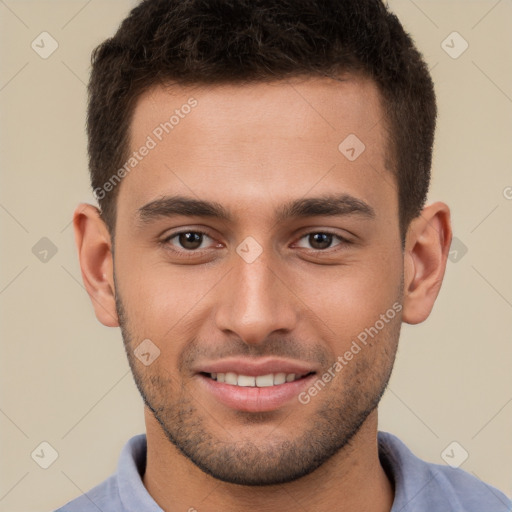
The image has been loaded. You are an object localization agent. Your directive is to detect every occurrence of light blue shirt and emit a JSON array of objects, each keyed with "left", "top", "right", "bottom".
[{"left": 55, "top": 431, "right": 512, "bottom": 511}]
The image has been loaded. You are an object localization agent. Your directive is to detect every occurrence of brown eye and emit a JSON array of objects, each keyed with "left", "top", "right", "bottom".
[
  {"left": 309, "top": 233, "right": 334, "bottom": 250},
  {"left": 296, "top": 232, "right": 347, "bottom": 251},
  {"left": 164, "top": 231, "right": 212, "bottom": 251},
  {"left": 178, "top": 232, "right": 203, "bottom": 250}
]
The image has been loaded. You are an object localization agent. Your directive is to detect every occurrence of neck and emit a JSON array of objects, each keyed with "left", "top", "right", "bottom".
[{"left": 142, "top": 408, "right": 394, "bottom": 512}]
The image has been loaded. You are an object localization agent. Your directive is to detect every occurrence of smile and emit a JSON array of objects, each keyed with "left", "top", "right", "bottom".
[{"left": 198, "top": 371, "right": 317, "bottom": 412}]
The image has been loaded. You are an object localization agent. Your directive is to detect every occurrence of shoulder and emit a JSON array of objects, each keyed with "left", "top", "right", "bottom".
[
  {"left": 378, "top": 431, "right": 512, "bottom": 512},
  {"left": 53, "top": 434, "right": 156, "bottom": 512},
  {"left": 53, "top": 474, "right": 121, "bottom": 512}
]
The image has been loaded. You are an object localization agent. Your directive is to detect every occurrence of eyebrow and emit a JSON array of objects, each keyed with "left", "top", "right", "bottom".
[{"left": 136, "top": 193, "right": 376, "bottom": 224}]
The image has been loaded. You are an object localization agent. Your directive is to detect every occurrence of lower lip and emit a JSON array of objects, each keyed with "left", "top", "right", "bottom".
[{"left": 197, "top": 373, "right": 316, "bottom": 412}]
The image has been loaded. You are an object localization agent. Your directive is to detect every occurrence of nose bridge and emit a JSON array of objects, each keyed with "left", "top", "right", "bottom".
[{"left": 214, "top": 245, "right": 297, "bottom": 344}]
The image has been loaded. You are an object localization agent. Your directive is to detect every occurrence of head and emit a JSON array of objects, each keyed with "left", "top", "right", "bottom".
[{"left": 75, "top": 0, "right": 451, "bottom": 486}]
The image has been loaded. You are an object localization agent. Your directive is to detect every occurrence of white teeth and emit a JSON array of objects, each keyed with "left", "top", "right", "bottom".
[
  {"left": 210, "top": 372, "right": 305, "bottom": 387},
  {"left": 225, "top": 372, "right": 237, "bottom": 385},
  {"left": 274, "top": 373, "right": 286, "bottom": 385},
  {"left": 255, "top": 374, "right": 274, "bottom": 387},
  {"left": 237, "top": 375, "right": 256, "bottom": 387}
]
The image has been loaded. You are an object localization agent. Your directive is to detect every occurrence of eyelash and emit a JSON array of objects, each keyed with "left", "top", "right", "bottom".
[{"left": 160, "top": 229, "right": 352, "bottom": 256}]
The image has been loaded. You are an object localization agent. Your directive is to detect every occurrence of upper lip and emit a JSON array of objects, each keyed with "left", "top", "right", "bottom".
[{"left": 195, "top": 357, "right": 318, "bottom": 377}]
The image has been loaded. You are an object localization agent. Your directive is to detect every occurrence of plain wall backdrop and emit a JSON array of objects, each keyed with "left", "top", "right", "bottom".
[{"left": 0, "top": 1, "right": 511, "bottom": 511}]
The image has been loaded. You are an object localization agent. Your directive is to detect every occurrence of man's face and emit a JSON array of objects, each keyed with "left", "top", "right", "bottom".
[{"left": 113, "top": 75, "right": 404, "bottom": 485}]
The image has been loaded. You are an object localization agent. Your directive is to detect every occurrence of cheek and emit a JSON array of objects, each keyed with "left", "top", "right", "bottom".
[
  {"left": 116, "top": 258, "right": 216, "bottom": 345},
  {"left": 292, "top": 251, "right": 402, "bottom": 344}
]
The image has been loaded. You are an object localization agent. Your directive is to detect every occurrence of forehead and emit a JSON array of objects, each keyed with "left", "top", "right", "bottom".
[{"left": 119, "top": 75, "right": 395, "bottom": 224}]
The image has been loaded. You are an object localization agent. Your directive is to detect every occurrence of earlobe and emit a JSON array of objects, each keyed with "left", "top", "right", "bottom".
[
  {"left": 402, "top": 202, "right": 452, "bottom": 325},
  {"left": 73, "top": 203, "right": 119, "bottom": 327}
]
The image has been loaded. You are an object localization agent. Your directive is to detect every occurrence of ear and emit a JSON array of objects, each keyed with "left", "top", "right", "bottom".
[
  {"left": 402, "top": 201, "right": 452, "bottom": 325},
  {"left": 73, "top": 203, "right": 119, "bottom": 327}
]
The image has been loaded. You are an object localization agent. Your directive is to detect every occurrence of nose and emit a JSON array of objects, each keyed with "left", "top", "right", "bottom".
[{"left": 214, "top": 247, "right": 299, "bottom": 346}]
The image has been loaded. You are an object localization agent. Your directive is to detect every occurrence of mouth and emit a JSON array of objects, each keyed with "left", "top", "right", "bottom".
[{"left": 195, "top": 359, "right": 318, "bottom": 412}]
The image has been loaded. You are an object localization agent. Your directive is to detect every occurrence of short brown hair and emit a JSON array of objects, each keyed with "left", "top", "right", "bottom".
[{"left": 87, "top": 0, "right": 436, "bottom": 244}]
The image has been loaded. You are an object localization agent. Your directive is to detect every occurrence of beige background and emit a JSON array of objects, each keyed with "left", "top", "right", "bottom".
[{"left": 0, "top": 1, "right": 511, "bottom": 511}]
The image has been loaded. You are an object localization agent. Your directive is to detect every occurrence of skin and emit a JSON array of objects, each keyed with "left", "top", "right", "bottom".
[{"left": 74, "top": 74, "right": 452, "bottom": 512}]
